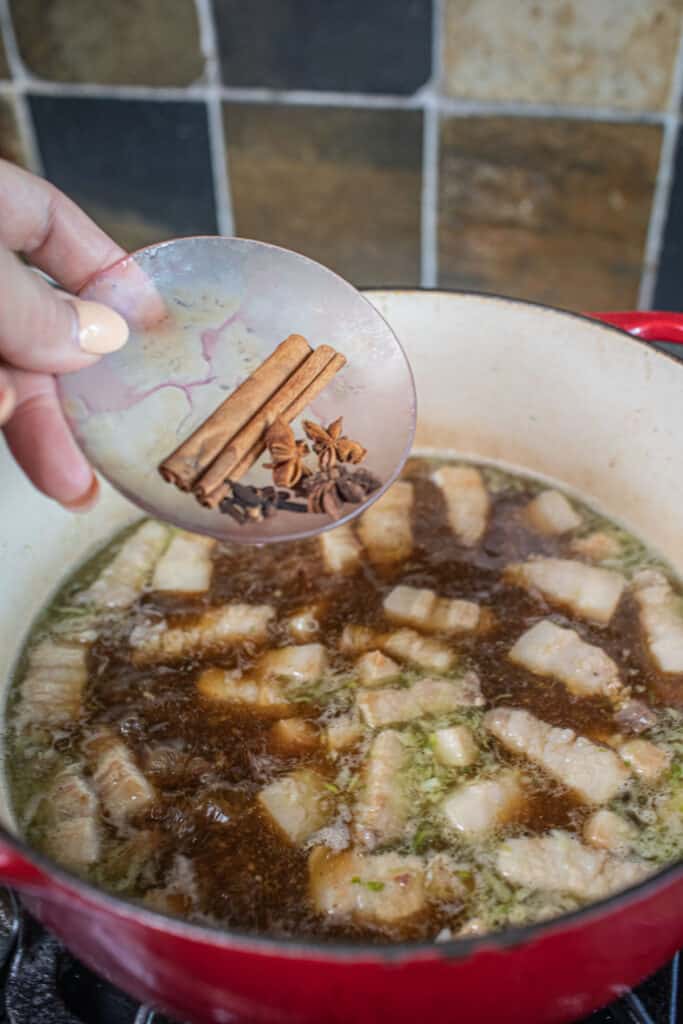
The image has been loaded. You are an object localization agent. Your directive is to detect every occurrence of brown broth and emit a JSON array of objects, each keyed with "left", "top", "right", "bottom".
[{"left": 6, "top": 457, "right": 683, "bottom": 942}]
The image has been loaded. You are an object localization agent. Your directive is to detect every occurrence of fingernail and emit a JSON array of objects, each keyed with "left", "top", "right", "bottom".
[
  {"left": 71, "top": 298, "right": 129, "bottom": 355},
  {"left": 62, "top": 475, "right": 100, "bottom": 513},
  {"left": 0, "top": 383, "right": 15, "bottom": 425}
]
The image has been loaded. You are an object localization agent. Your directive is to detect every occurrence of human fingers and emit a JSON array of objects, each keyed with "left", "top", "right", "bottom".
[{"left": 2, "top": 366, "right": 99, "bottom": 509}]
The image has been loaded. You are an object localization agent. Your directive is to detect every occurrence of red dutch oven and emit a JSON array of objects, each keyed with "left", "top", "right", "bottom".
[{"left": 1, "top": 291, "right": 683, "bottom": 1023}]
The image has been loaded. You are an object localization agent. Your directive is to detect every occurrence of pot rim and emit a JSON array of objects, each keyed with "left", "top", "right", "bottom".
[{"left": 5, "top": 285, "right": 683, "bottom": 964}]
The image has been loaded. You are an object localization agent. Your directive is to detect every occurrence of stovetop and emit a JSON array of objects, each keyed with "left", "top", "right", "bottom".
[{"left": 0, "top": 889, "right": 678, "bottom": 1024}]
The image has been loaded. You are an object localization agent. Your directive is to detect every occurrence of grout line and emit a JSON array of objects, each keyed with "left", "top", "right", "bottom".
[
  {"left": 0, "top": 0, "right": 42, "bottom": 173},
  {"left": 194, "top": 0, "right": 234, "bottom": 236},
  {"left": 0, "top": 71, "right": 670, "bottom": 124},
  {"left": 637, "top": 19, "right": 683, "bottom": 309},
  {"left": 419, "top": 0, "right": 443, "bottom": 288}
]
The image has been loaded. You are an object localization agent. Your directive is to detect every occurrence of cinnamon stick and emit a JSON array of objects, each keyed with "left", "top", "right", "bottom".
[
  {"left": 194, "top": 345, "right": 346, "bottom": 507},
  {"left": 206, "top": 350, "right": 348, "bottom": 506},
  {"left": 158, "top": 333, "right": 312, "bottom": 490}
]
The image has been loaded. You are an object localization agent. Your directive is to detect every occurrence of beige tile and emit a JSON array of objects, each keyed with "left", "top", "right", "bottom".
[
  {"left": 10, "top": 0, "right": 204, "bottom": 86},
  {"left": 0, "top": 95, "right": 27, "bottom": 166},
  {"left": 442, "top": 0, "right": 683, "bottom": 111},
  {"left": 224, "top": 103, "right": 422, "bottom": 287},
  {"left": 438, "top": 116, "right": 661, "bottom": 310}
]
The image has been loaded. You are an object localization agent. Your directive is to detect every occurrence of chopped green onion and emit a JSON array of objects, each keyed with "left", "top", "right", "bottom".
[{"left": 351, "top": 876, "right": 385, "bottom": 892}]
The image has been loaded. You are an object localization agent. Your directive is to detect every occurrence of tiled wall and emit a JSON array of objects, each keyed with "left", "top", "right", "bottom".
[{"left": 1, "top": 0, "right": 683, "bottom": 311}]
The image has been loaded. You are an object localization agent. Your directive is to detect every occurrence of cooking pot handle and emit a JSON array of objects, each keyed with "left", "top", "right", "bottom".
[
  {"left": 0, "top": 840, "right": 49, "bottom": 890},
  {"left": 587, "top": 311, "right": 683, "bottom": 344}
]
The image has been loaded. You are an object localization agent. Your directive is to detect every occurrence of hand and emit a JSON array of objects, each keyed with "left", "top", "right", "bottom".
[{"left": 0, "top": 159, "right": 129, "bottom": 511}]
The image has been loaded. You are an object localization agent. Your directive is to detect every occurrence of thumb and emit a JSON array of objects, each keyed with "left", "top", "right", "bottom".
[{"left": 0, "top": 245, "right": 128, "bottom": 375}]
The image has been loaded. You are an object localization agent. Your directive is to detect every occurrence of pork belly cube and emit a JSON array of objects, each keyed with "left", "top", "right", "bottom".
[
  {"left": 27, "top": 639, "right": 89, "bottom": 671},
  {"left": 432, "top": 724, "right": 478, "bottom": 767},
  {"left": 383, "top": 585, "right": 480, "bottom": 635},
  {"left": 506, "top": 558, "right": 625, "bottom": 626},
  {"left": 339, "top": 624, "right": 380, "bottom": 655},
  {"left": 383, "top": 585, "right": 437, "bottom": 629},
  {"left": 424, "top": 853, "right": 469, "bottom": 904},
  {"left": 441, "top": 770, "right": 524, "bottom": 835},
  {"left": 49, "top": 817, "right": 101, "bottom": 872},
  {"left": 497, "top": 831, "right": 650, "bottom": 900},
  {"left": 458, "top": 917, "right": 488, "bottom": 937},
  {"left": 357, "top": 481, "right": 414, "bottom": 565},
  {"left": 383, "top": 628, "right": 454, "bottom": 672},
  {"left": 619, "top": 738, "right": 671, "bottom": 782},
  {"left": 508, "top": 619, "right": 622, "bottom": 700},
  {"left": 285, "top": 604, "right": 322, "bottom": 642},
  {"left": 79, "top": 520, "right": 169, "bottom": 608},
  {"left": 258, "top": 769, "right": 331, "bottom": 844},
  {"left": 571, "top": 531, "right": 621, "bottom": 563},
  {"left": 196, "top": 668, "right": 294, "bottom": 715},
  {"left": 432, "top": 466, "right": 490, "bottom": 546},
  {"left": 325, "top": 710, "right": 363, "bottom": 752},
  {"left": 269, "top": 717, "right": 319, "bottom": 754},
  {"left": 51, "top": 767, "right": 98, "bottom": 821},
  {"left": 143, "top": 854, "right": 198, "bottom": 918},
  {"left": 16, "top": 640, "right": 88, "bottom": 731},
  {"left": 47, "top": 767, "right": 100, "bottom": 870},
  {"left": 320, "top": 524, "right": 362, "bottom": 574},
  {"left": 91, "top": 736, "right": 155, "bottom": 827},
  {"left": 151, "top": 531, "right": 215, "bottom": 592},
  {"left": 485, "top": 707, "right": 630, "bottom": 804},
  {"left": 613, "top": 700, "right": 658, "bottom": 735},
  {"left": 432, "top": 597, "right": 481, "bottom": 634},
  {"left": 525, "top": 490, "right": 581, "bottom": 536},
  {"left": 130, "top": 603, "right": 275, "bottom": 663},
  {"left": 583, "top": 809, "right": 636, "bottom": 854},
  {"left": 357, "top": 673, "right": 483, "bottom": 729},
  {"left": 309, "top": 847, "right": 425, "bottom": 926},
  {"left": 633, "top": 570, "right": 683, "bottom": 674},
  {"left": 354, "top": 730, "right": 409, "bottom": 848},
  {"left": 356, "top": 650, "right": 401, "bottom": 687},
  {"left": 259, "top": 643, "right": 328, "bottom": 684}
]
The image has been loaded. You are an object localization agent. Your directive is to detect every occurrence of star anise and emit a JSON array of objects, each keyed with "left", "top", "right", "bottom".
[
  {"left": 303, "top": 417, "right": 367, "bottom": 472},
  {"left": 263, "top": 418, "right": 311, "bottom": 488},
  {"left": 296, "top": 465, "right": 381, "bottom": 520}
]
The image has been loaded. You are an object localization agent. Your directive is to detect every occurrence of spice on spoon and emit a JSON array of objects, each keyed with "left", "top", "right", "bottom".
[
  {"left": 193, "top": 344, "right": 346, "bottom": 508},
  {"left": 263, "top": 419, "right": 311, "bottom": 488},
  {"left": 159, "top": 333, "right": 312, "bottom": 491},
  {"left": 302, "top": 418, "right": 367, "bottom": 470},
  {"left": 159, "top": 333, "right": 379, "bottom": 526}
]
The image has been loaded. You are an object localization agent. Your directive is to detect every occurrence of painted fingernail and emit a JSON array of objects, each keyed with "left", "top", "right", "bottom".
[
  {"left": 62, "top": 475, "right": 100, "bottom": 513},
  {"left": 0, "top": 382, "right": 15, "bottom": 425},
  {"left": 71, "top": 298, "right": 129, "bottom": 355}
]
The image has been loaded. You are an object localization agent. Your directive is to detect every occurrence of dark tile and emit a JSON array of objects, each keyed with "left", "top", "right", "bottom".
[
  {"left": 0, "top": 95, "right": 27, "bottom": 166},
  {"left": 438, "top": 116, "right": 661, "bottom": 311},
  {"left": 11, "top": 0, "right": 204, "bottom": 86},
  {"left": 29, "top": 96, "right": 217, "bottom": 251},
  {"left": 213, "top": 0, "right": 432, "bottom": 94},
  {"left": 0, "top": 33, "right": 9, "bottom": 79},
  {"left": 224, "top": 103, "right": 422, "bottom": 286},
  {"left": 443, "top": 0, "right": 682, "bottom": 112},
  {"left": 654, "top": 127, "right": 683, "bottom": 311}
]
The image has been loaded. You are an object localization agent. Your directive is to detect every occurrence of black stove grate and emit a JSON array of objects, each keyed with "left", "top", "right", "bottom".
[{"left": 0, "top": 889, "right": 678, "bottom": 1024}]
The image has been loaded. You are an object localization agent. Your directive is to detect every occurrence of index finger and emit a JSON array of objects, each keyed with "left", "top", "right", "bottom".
[{"left": 0, "top": 158, "right": 125, "bottom": 292}]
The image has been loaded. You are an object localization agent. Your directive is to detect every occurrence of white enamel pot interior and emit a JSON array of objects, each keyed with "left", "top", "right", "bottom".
[{"left": 1, "top": 287, "right": 683, "bottom": 827}]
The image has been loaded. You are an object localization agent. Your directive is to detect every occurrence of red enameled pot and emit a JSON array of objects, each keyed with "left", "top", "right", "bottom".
[{"left": 1, "top": 291, "right": 683, "bottom": 1024}]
